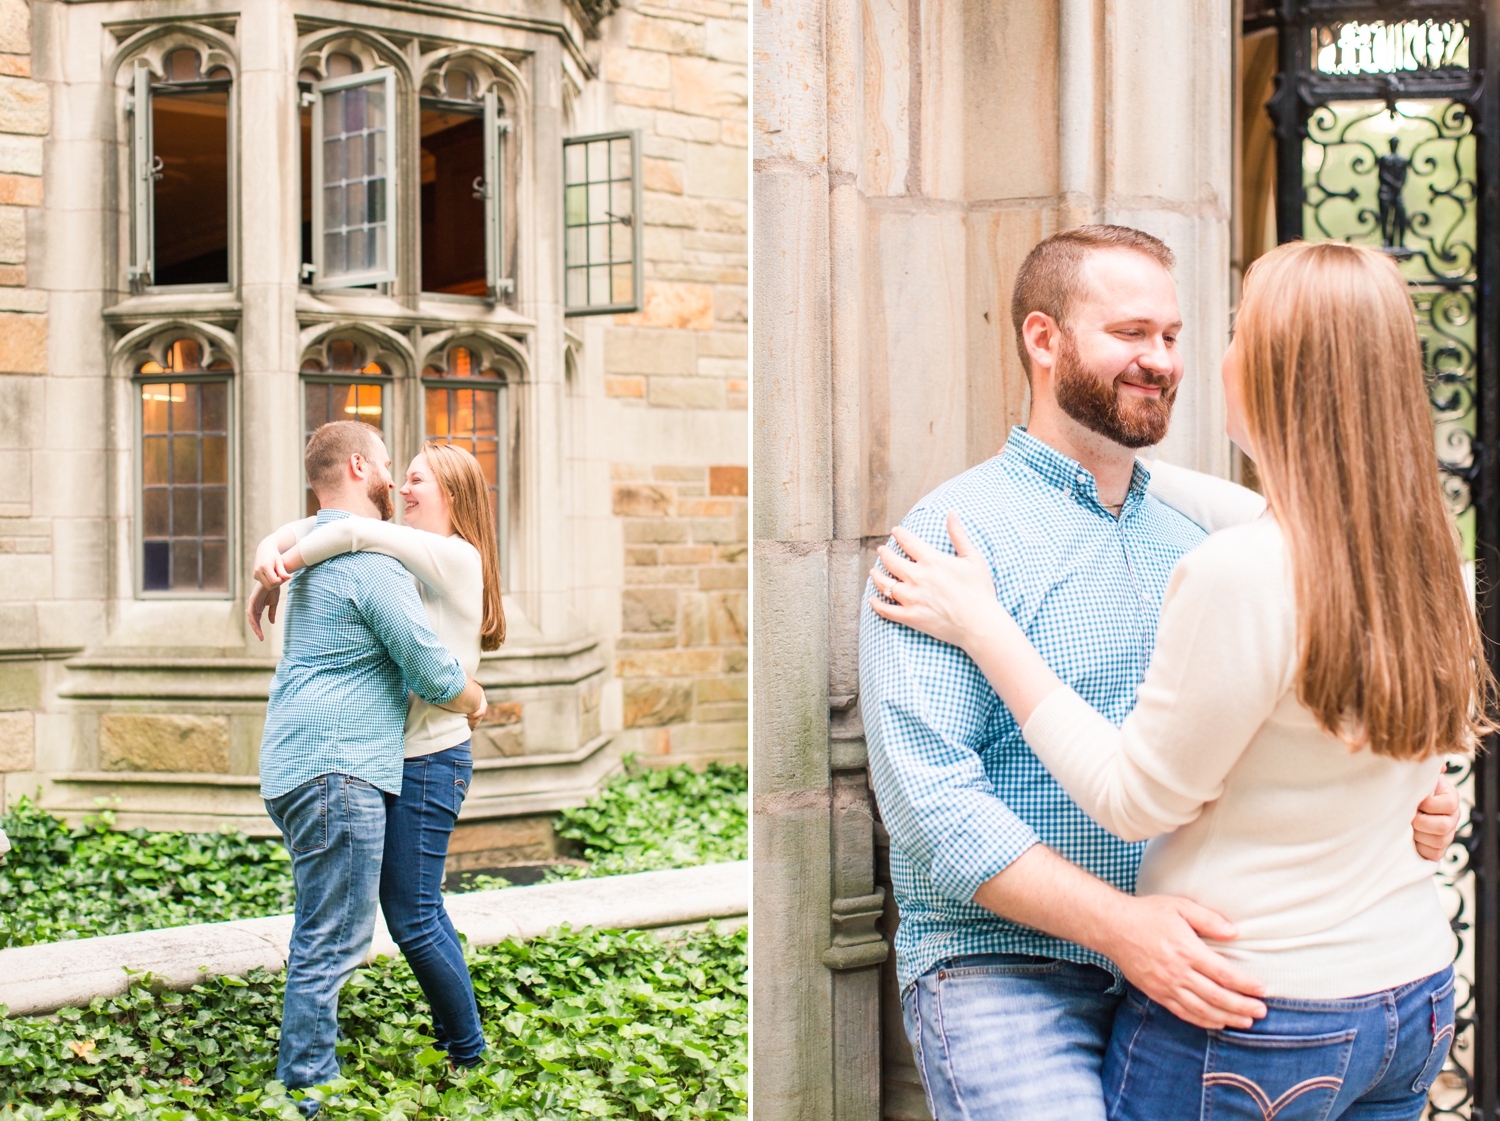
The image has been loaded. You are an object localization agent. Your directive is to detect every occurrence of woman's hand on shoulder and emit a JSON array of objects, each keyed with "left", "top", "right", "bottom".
[{"left": 868, "top": 512, "right": 1001, "bottom": 652}]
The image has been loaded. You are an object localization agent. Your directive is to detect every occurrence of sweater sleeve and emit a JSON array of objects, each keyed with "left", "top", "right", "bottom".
[
  {"left": 278, "top": 516, "right": 318, "bottom": 542},
  {"left": 1145, "top": 459, "right": 1267, "bottom": 534},
  {"left": 1020, "top": 529, "right": 1294, "bottom": 841},
  {"left": 297, "top": 518, "right": 477, "bottom": 597}
]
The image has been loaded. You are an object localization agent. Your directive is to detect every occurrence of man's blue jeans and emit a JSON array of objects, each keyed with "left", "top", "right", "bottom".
[
  {"left": 264, "top": 773, "right": 386, "bottom": 1103},
  {"left": 1104, "top": 966, "right": 1455, "bottom": 1121},
  {"left": 902, "top": 953, "right": 1123, "bottom": 1120},
  {"left": 380, "top": 743, "right": 484, "bottom": 1065}
]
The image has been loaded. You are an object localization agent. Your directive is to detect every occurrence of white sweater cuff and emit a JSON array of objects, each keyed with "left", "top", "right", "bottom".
[{"left": 1022, "top": 684, "right": 1095, "bottom": 752}]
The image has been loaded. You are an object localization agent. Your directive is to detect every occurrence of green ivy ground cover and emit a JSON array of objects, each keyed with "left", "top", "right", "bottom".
[
  {"left": 0, "top": 923, "right": 747, "bottom": 1120},
  {"left": 0, "top": 763, "right": 748, "bottom": 950}
]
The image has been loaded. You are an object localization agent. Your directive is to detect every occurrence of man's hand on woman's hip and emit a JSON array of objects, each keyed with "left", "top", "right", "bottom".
[{"left": 1413, "top": 774, "right": 1461, "bottom": 862}]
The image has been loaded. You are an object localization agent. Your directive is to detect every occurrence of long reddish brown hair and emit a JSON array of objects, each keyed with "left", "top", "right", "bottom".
[
  {"left": 1236, "top": 240, "right": 1494, "bottom": 759},
  {"left": 420, "top": 440, "right": 505, "bottom": 650}
]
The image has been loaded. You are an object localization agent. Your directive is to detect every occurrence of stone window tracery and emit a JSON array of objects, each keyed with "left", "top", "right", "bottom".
[{"left": 123, "top": 33, "right": 236, "bottom": 289}]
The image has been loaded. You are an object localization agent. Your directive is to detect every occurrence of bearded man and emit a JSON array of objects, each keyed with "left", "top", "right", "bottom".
[
  {"left": 255, "top": 420, "right": 487, "bottom": 1115},
  {"left": 857, "top": 226, "right": 1461, "bottom": 1120}
]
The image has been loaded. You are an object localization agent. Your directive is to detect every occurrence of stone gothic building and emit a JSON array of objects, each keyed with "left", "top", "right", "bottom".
[{"left": 0, "top": 0, "right": 747, "bottom": 869}]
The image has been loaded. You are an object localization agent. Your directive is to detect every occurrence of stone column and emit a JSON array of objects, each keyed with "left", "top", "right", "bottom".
[
  {"left": 236, "top": 1, "right": 302, "bottom": 655},
  {"left": 752, "top": 0, "right": 835, "bottom": 1110}
]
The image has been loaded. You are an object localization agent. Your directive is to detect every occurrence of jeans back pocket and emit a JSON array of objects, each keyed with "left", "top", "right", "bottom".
[
  {"left": 1204, "top": 1028, "right": 1356, "bottom": 1121},
  {"left": 1413, "top": 971, "right": 1457, "bottom": 1094}
]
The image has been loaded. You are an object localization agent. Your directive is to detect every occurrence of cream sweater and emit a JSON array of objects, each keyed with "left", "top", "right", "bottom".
[
  {"left": 1024, "top": 467, "right": 1453, "bottom": 998},
  {"left": 290, "top": 516, "right": 483, "bottom": 759}
]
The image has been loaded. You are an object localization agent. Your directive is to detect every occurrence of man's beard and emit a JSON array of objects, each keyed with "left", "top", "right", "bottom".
[
  {"left": 367, "top": 474, "right": 394, "bottom": 520},
  {"left": 1053, "top": 333, "right": 1177, "bottom": 449}
]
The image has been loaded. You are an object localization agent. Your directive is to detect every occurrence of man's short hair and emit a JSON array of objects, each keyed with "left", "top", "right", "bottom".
[
  {"left": 305, "top": 421, "right": 382, "bottom": 495},
  {"left": 1010, "top": 225, "right": 1175, "bottom": 381}
]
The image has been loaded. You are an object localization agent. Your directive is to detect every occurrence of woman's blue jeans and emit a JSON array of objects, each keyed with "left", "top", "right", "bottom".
[
  {"left": 1104, "top": 966, "right": 1456, "bottom": 1121},
  {"left": 380, "top": 743, "right": 485, "bottom": 1065}
]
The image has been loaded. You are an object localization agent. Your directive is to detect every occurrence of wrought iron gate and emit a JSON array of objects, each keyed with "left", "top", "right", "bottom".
[{"left": 1265, "top": 3, "right": 1500, "bottom": 1115}]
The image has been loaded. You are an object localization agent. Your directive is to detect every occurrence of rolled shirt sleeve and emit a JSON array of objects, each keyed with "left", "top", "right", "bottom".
[
  {"left": 353, "top": 573, "right": 467, "bottom": 706},
  {"left": 860, "top": 506, "right": 1040, "bottom": 906}
]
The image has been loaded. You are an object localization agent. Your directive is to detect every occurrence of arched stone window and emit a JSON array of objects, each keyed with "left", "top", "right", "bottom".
[
  {"left": 417, "top": 52, "right": 516, "bottom": 299},
  {"left": 120, "top": 30, "right": 237, "bottom": 289},
  {"left": 300, "top": 335, "right": 395, "bottom": 515},
  {"left": 422, "top": 342, "right": 510, "bottom": 574},
  {"left": 135, "top": 336, "right": 234, "bottom": 593}
]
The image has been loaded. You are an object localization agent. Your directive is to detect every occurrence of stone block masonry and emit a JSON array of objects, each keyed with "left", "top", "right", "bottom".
[
  {"left": 0, "top": 0, "right": 42, "bottom": 815},
  {"left": 0, "top": 0, "right": 43, "bottom": 373},
  {"left": 613, "top": 462, "right": 747, "bottom": 766},
  {"left": 601, "top": 0, "right": 748, "bottom": 413}
]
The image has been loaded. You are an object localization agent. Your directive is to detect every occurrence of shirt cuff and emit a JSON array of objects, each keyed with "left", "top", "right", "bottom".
[{"left": 928, "top": 805, "right": 1042, "bottom": 904}]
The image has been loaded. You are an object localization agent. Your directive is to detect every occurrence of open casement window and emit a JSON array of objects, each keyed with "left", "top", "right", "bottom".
[
  {"left": 136, "top": 339, "right": 233, "bottom": 595},
  {"left": 418, "top": 79, "right": 513, "bottom": 299},
  {"left": 301, "top": 340, "right": 391, "bottom": 515},
  {"left": 128, "top": 52, "right": 232, "bottom": 288},
  {"left": 563, "top": 130, "right": 642, "bottom": 315},
  {"left": 423, "top": 346, "right": 509, "bottom": 586},
  {"left": 311, "top": 68, "right": 397, "bottom": 289}
]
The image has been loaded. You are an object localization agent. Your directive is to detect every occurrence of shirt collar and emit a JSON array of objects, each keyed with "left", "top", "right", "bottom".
[
  {"left": 315, "top": 508, "right": 355, "bottom": 526},
  {"left": 1001, "top": 426, "right": 1152, "bottom": 519}
]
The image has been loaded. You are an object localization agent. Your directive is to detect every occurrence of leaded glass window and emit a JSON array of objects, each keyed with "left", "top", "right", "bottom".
[
  {"left": 137, "top": 339, "right": 231, "bottom": 594},
  {"left": 301, "top": 339, "right": 389, "bottom": 515},
  {"left": 563, "top": 130, "right": 642, "bottom": 315},
  {"left": 423, "top": 345, "right": 507, "bottom": 582},
  {"left": 312, "top": 67, "right": 397, "bottom": 288}
]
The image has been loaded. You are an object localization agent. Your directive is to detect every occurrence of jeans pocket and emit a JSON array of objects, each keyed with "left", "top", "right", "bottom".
[
  {"left": 280, "top": 778, "right": 329, "bottom": 854},
  {"left": 1204, "top": 1028, "right": 1356, "bottom": 1121},
  {"left": 453, "top": 765, "right": 472, "bottom": 815},
  {"left": 1413, "top": 971, "right": 1458, "bottom": 1094}
]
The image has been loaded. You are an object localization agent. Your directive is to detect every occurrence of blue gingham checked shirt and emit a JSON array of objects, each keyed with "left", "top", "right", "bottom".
[
  {"left": 860, "top": 427, "right": 1208, "bottom": 989},
  {"left": 259, "top": 510, "right": 467, "bottom": 800}
]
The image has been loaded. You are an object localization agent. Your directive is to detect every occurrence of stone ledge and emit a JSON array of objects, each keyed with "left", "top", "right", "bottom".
[
  {"left": 0, "top": 861, "right": 749, "bottom": 1018},
  {"left": 7, "top": 734, "right": 623, "bottom": 837}
]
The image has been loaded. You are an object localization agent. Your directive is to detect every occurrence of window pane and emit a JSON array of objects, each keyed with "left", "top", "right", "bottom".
[
  {"left": 426, "top": 386, "right": 448, "bottom": 437},
  {"left": 306, "top": 382, "right": 331, "bottom": 429},
  {"left": 142, "top": 384, "right": 171, "bottom": 433},
  {"left": 565, "top": 185, "right": 586, "bottom": 227},
  {"left": 201, "top": 540, "right": 228, "bottom": 591},
  {"left": 565, "top": 141, "right": 586, "bottom": 184},
  {"left": 143, "top": 488, "right": 169, "bottom": 537},
  {"left": 142, "top": 436, "right": 169, "bottom": 485},
  {"left": 172, "top": 540, "right": 199, "bottom": 588},
  {"left": 202, "top": 435, "right": 227, "bottom": 485},
  {"left": 171, "top": 435, "right": 199, "bottom": 484},
  {"left": 612, "top": 263, "right": 635, "bottom": 304},
  {"left": 419, "top": 108, "right": 486, "bottom": 295},
  {"left": 356, "top": 384, "right": 382, "bottom": 421},
  {"left": 201, "top": 382, "right": 227, "bottom": 431},
  {"left": 143, "top": 541, "right": 171, "bottom": 591},
  {"left": 588, "top": 140, "right": 607, "bottom": 181},
  {"left": 476, "top": 446, "right": 498, "bottom": 488},
  {"left": 566, "top": 268, "right": 586, "bottom": 307},
  {"left": 454, "top": 388, "right": 475, "bottom": 436},
  {"left": 173, "top": 488, "right": 200, "bottom": 537},
  {"left": 202, "top": 488, "right": 227, "bottom": 536},
  {"left": 589, "top": 264, "right": 609, "bottom": 303},
  {"left": 171, "top": 382, "right": 196, "bottom": 432},
  {"left": 474, "top": 388, "right": 497, "bottom": 431},
  {"left": 612, "top": 138, "right": 633, "bottom": 180}
]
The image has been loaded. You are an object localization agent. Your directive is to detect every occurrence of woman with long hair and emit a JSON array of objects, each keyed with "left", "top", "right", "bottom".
[
  {"left": 870, "top": 240, "right": 1494, "bottom": 1119},
  {"left": 251, "top": 439, "right": 505, "bottom": 1070}
]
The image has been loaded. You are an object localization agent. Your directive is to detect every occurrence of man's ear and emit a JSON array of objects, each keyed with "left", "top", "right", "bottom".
[
  {"left": 1021, "top": 311, "right": 1061, "bottom": 377},
  {"left": 347, "top": 452, "right": 367, "bottom": 481}
]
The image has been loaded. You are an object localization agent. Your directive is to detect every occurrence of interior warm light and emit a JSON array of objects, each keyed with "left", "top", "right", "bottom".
[{"left": 343, "top": 405, "right": 383, "bottom": 415}]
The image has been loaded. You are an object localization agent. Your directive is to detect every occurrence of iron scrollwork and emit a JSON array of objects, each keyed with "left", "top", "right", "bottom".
[{"left": 1266, "top": 7, "right": 1490, "bottom": 1116}]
